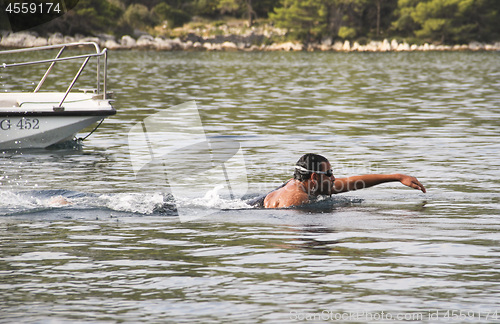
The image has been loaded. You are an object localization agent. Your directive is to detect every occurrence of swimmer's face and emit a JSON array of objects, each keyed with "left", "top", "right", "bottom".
[{"left": 315, "top": 161, "right": 335, "bottom": 195}]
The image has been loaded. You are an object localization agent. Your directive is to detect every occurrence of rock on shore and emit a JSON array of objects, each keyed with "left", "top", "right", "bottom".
[{"left": 1, "top": 31, "right": 500, "bottom": 52}]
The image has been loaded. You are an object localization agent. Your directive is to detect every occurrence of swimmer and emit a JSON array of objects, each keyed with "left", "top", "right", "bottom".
[{"left": 261, "top": 153, "right": 426, "bottom": 208}]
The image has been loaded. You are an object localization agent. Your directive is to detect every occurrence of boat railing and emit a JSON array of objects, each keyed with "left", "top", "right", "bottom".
[{"left": 0, "top": 42, "right": 108, "bottom": 108}]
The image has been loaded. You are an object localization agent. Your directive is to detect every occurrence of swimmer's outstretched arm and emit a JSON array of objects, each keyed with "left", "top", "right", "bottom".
[{"left": 332, "top": 174, "right": 426, "bottom": 194}]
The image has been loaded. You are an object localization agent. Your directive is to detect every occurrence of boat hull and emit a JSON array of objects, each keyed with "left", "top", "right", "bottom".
[
  {"left": 0, "top": 115, "right": 105, "bottom": 149},
  {"left": 0, "top": 91, "right": 115, "bottom": 150}
]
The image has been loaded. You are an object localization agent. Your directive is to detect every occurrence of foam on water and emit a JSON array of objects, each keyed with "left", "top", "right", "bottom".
[
  {"left": 97, "top": 192, "right": 169, "bottom": 215},
  {"left": 0, "top": 190, "right": 74, "bottom": 215},
  {"left": 0, "top": 189, "right": 255, "bottom": 217}
]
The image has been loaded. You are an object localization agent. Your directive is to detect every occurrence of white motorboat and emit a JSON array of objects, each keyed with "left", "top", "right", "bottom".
[{"left": 0, "top": 42, "right": 115, "bottom": 150}]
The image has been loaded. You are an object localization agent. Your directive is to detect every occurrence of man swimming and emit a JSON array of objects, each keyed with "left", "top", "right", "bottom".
[{"left": 262, "top": 153, "right": 426, "bottom": 208}]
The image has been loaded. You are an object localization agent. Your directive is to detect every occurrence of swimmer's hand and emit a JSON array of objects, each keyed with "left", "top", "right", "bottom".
[{"left": 398, "top": 174, "right": 426, "bottom": 193}]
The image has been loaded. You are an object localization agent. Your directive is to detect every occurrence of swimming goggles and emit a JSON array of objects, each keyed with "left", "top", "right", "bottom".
[{"left": 295, "top": 165, "right": 333, "bottom": 177}]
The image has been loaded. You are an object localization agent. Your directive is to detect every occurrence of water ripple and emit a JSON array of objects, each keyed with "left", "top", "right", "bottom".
[{"left": 1, "top": 51, "right": 500, "bottom": 323}]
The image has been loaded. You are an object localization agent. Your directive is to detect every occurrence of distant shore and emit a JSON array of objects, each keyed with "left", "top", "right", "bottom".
[{"left": 2, "top": 31, "right": 500, "bottom": 52}]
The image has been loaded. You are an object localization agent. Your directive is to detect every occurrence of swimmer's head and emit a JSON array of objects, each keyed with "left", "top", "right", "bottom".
[{"left": 294, "top": 153, "right": 330, "bottom": 182}]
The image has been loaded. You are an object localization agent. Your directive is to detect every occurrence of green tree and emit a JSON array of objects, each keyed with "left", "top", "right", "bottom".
[
  {"left": 270, "top": 0, "right": 329, "bottom": 41},
  {"left": 271, "top": 0, "right": 373, "bottom": 41},
  {"left": 330, "top": 0, "right": 368, "bottom": 39},
  {"left": 153, "top": 3, "right": 191, "bottom": 28},
  {"left": 413, "top": 0, "right": 471, "bottom": 43},
  {"left": 391, "top": 0, "right": 420, "bottom": 37},
  {"left": 253, "top": 0, "right": 281, "bottom": 18},
  {"left": 38, "top": 0, "right": 122, "bottom": 35},
  {"left": 475, "top": 0, "right": 500, "bottom": 42},
  {"left": 121, "top": 4, "right": 155, "bottom": 31},
  {"left": 192, "top": 0, "right": 220, "bottom": 17},
  {"left": 362, "top": 0, "right": 398, "bottom": 37},
  {"left": 215, "top": 0, "right": 258, "bottom": 26},
  {"left": 23, "top": 0, "right": 500, "bottom": 41},
  {"left": 393, "top": 0, "right": 500, "bottom": 43}
]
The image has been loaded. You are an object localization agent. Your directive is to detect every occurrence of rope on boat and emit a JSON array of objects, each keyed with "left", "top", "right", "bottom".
[{"left": 78, "top": 118, "right": 105, "bottom": 142}]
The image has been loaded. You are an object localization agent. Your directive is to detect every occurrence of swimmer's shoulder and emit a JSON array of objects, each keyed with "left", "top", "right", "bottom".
[
  {"left": 247, "top": 179, "right": 292, "bottom": 208},
  {"left": 264, "top": 180, "right": 309, "bottom": 208}
]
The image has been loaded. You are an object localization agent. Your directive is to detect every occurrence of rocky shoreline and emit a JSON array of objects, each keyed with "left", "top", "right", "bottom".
[{"left": 1, "top": 31, "right": 500, "bottom": 52}]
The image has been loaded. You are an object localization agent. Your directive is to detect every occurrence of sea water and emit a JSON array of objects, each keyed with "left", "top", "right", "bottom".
[{"left": 1, "top": 51, "right": 500, "bottom": 323}]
